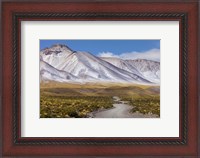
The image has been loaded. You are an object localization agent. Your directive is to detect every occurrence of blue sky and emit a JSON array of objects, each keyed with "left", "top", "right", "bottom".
[
  {"left": 40, "top": 40, "right": 160, "bottom": 61},
  {"left": 40, "top": 40, "right": 159, "bottom": 54}
]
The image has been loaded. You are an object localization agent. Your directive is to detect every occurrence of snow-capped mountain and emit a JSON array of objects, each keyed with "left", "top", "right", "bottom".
[
  {"left": 40, "top": 44, "right": 160, "bottom": 84},
  {"left": 40, "top": 44, "right": 73, "bottom": 68},
  {"left": 101, "top": 57, "right": 160, "bottom": 83}
]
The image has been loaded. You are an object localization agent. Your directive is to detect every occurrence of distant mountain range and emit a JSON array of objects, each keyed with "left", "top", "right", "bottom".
[{"left": 40, "top": 44, "right": 160, "bottom": 85}]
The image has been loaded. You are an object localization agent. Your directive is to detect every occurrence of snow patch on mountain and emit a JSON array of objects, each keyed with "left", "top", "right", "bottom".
[{"left": 40, "top": 59, "right": 78, "bottom": 83}]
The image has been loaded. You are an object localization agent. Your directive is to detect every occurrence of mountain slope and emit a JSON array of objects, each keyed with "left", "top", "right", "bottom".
[
  {"left": 101, "top": 57, "right": 160, "bottom": 83},
  {"left": 40, "top": 59, "right": 78, "bottom": 82},
  {"left": 125, "top": 59, "right": 160, "bottom": 83}
]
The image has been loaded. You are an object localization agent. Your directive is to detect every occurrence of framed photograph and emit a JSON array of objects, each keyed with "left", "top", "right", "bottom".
[{"left": 1, "top": 1, "right": 199, "bottom": 157}]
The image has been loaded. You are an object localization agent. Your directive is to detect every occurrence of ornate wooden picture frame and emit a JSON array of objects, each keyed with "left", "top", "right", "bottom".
[{"left": 1, "top": 1, "right": 199, "bottom": 157}]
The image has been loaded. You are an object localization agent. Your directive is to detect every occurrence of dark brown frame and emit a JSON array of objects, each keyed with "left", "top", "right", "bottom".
[{"left": 1, "top": 1, "right": 199, "bottom": 157}]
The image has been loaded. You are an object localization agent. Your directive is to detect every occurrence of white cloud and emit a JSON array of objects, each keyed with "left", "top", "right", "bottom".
[
  {"left": 98, "top": 49, "right": 160, "bottom": 62},
  {"left": 98, "top": 52, "right": 119, "bottom": 58}
]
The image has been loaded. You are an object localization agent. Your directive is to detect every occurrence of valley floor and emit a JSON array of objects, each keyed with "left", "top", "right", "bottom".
[{"left": 40, "top": 82, "right": 160, "bottom": 118}]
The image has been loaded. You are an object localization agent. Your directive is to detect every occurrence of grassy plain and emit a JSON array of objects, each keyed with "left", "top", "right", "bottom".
[{"left": 40, "top": 82, "right": 160, "bottom": 118}]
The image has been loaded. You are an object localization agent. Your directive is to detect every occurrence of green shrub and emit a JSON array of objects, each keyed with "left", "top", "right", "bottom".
[
  {"left": 40, "top": 95, "right": 113, "bottom": 118},
  {"left": 121, "top": 95, "right": 160, "bottom": 116}
]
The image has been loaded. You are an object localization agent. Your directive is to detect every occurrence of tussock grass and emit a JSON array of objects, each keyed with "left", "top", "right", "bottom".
[
  {"left": 121, "top": 95, "right": 160, "bottom": 116},
  {"left": 40, "top": 95, "right": 113, "bottom": 118}
]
